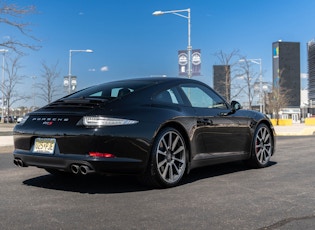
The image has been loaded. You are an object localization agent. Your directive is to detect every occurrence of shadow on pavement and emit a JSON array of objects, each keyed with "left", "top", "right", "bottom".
[
  {"left": 23, "top": 173, "right": 149, "bottom": 194},
  {"left": 22, "top": 161, "right": 277, "bottom": 194},
  {"left": 182, "top": 161, "right": 277, "bottom": 185}
]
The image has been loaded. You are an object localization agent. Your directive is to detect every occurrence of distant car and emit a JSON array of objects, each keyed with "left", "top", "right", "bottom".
[
  {"left": 16, "top": 117, "right": 23, "bottom": 123},
  {"left": 13, "top": 77, "right": 275, "bottom": 188},
  {"left": 4, "top": 116, "right": 14, "bottom": 123}
]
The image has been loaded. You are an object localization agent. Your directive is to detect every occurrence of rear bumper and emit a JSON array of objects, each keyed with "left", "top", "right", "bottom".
[{"left": 13, "top": 149, "right": 147, "bottom": 175}]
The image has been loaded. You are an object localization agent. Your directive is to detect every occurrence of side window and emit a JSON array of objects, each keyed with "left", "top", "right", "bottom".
[
  {"left": 112, "top": 88, "right": 133, "bottom": 97},
  {"left": 89, "top": 91, "right": 103, "bottom": 97},
  {"left": 88, "top": 88, "right": 134, "bottom": 98},
  {"left": 154, "top": 88, "right": 182, "bottom": 104},
  {"left": 180, "top": 84, "right": 227, "bottom": 109}
]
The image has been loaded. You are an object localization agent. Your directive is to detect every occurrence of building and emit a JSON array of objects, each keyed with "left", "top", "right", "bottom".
[
  {"left": 272, "top": 41, "right": 301, "bottom": 106},
  {"left": 213, "top": 65, "right": 230, "bottom": 102},
  {"left": 308, "top": 40, "right": 315, "bottom": 106},
  {"left": 272, "top": 41, "right": 301, "bottom": 122}
]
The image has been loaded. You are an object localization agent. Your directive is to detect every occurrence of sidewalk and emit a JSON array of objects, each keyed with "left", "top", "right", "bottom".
[
  {"left": 1, "top": 123, "right": 315, "bottom": 148},
  {"left": 0, "top": 123, "right": 14, "bottom": 147},
  {"left": 0, "top": 136, "right": 13, "bottom": 147}
]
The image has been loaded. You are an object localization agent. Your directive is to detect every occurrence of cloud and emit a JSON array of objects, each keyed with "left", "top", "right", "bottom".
[{"left": 100, "top": 66, "right": 109, "bottom": 72}]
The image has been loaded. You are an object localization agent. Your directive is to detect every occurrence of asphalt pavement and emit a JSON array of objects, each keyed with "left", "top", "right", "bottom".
[
  {"left": 1, "top": 136, "right": 315, "bottom": 229},
  {"left": 1, "top": 122, "right": 315, "bottom": 148}
]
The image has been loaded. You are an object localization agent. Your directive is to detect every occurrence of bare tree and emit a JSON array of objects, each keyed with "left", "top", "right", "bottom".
[
  {"left": 236, "top": 57, "right": 260, "bottom": 110},
  {"left": 38, "top": 61, "right": 61, "bottom": 104},
  {"left": 266, "top": 68, "right": 291, "bottom": 125},
  {"left": 1, "top": 55, "right": 29, "bottom": 119},
  {"left": 214, "top": 49, "right": 243, "bottom": 102},
  {"left": 0, "top": 1, "right": 40, "bottom": 53}
]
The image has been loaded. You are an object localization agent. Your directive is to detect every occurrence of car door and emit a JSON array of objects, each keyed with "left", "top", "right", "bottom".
[
  {"left": 179, "top": 83, "right": 251, "bottom": 159},
  {"left": 153, "top": 87, "right": 206, "bottom": 155}
]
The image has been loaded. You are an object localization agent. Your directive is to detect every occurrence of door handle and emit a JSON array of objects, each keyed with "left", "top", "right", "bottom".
[{"left": 197, "top": 118, "right": 213, "bottom": 126}]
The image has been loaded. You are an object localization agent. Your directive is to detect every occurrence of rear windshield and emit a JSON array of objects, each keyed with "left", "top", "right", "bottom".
[{"left": 66, "top": 80, "right": 155, "bottom": 100}]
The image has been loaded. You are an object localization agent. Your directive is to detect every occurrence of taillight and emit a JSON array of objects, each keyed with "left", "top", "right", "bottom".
[
  {"left": 82, "top": 116, "right": 138, "bottom": 127},
  {"left": 89, "top": 152, "right": 116, "bottom": 158}
]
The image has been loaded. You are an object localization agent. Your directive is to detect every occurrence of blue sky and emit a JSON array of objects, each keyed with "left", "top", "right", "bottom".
[{"left": 3, "top": 0, "right": 315, "bottom": 107}]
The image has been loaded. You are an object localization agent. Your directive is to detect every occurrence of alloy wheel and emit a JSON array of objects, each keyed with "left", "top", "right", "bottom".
[
  {"left": 254, "top": 125, "right": 272, "bottom": 165},
  {"left": 155, "top": 129, "right": 186, "bottom": 185}
]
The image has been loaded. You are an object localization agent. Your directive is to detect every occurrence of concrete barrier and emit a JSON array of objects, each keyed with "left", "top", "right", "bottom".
[
  {"left": 305, "top": 118, "right": 315, "bottom": 126},
  {"left": 270, "top": 119, "right": 292, "bottom": 126}
]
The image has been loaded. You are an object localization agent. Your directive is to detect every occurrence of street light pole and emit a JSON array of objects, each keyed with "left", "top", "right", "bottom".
[
  {"left": 0, "top": 49, "right": 8, "bottom": 123},
  {"left": 68, "top": 49, "right": 93, "bottom": 94},
  {"left": 153, "top": 8, "right": 192, "bottom": 78},
  {"left": 30, "top": 76, "right": 37, "bottom": 110},
  {"left": 248, "top": 58, "right": 263, "bottom": 113}
]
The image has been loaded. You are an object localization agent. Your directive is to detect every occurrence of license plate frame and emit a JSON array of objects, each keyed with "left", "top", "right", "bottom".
[{"left": 33, "top": 138, "right": 56, "bottom": 154}]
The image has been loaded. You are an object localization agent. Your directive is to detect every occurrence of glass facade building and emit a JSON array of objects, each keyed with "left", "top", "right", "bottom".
[
  {"left": 272, "top": 41, "right": 300, "bottom": 107},
  {"left": 308, "top": 40, "right": 315, "bottom": 104},
  {"left": 213, "top": 65, "right": 230, "bottom": 102}
]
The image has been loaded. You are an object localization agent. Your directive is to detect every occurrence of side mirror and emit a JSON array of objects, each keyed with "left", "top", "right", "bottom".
[
  {"left": 219, "top": 100, "right": 242, "bottom": 116},
  {"left": 231, "top": 101, "right": 241, "bottom": 111}
]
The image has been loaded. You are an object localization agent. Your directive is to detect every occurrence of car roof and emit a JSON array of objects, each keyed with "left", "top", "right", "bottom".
[
  {"left": 106, "top": 77, "right": 200, "bottom": 85},
  {"left": 100, "top": 77, "right": 209, "bottom": 91}
]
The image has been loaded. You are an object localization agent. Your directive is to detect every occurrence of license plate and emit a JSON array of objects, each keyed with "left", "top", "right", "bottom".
[{"left": 34, "top": 138, "right": 56, "bottom": 154}]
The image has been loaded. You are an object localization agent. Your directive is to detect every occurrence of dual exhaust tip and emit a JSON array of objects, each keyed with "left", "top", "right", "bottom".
[
  {"left": 13, "top": 159, "right": 94, "bottom": 175},
  {"left": 13, "top": 158, "right": 26, "bottom": 167},
  {"left": 70, "top": 164, "right": 94, "bottom": 175}
]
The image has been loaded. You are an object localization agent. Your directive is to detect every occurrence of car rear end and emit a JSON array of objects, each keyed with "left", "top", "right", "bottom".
[{"left": 13, "top": 97, "right": 152, "bottom": 175}]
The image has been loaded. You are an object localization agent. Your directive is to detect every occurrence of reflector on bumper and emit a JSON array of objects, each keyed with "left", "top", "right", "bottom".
[{"left": 89, "top": 152, "right": 116, "bottom": 158}]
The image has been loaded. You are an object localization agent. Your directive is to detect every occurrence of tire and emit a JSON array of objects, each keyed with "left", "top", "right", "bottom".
[
  {"left": 247, "top": 123, "right": 274, "bottom": 168},
  {"left": 145, "top": 127, "right": 187, "bottom": 188}
]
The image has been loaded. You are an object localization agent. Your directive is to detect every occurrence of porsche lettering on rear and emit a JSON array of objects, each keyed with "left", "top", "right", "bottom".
[{"left": 32, "top": 117, "right": 70, "bottom": 122}]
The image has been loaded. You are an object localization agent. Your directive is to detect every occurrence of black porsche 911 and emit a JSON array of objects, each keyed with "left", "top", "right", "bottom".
[{"left": 13, "top": 77, "right": 275, "bottom": 188}]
